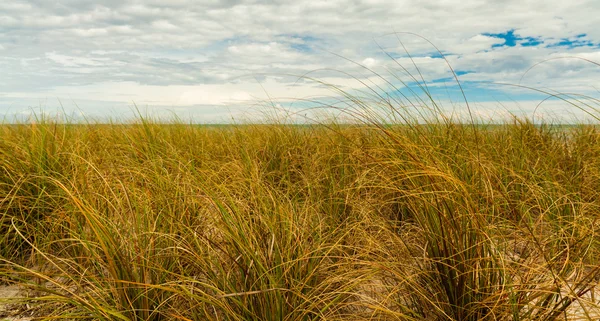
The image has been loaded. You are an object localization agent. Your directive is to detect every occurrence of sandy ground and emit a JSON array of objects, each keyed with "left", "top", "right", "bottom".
[
  {"left": 0, "top": 284, "right": 31, "bottom": 321},
  {"left": 564, "top": 286, "right": 600, "bottom": 320}
]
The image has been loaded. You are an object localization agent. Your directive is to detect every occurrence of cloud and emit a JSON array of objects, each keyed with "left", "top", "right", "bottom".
[{"left": 0, "top": 0, "right": 599, "bottom": 122}]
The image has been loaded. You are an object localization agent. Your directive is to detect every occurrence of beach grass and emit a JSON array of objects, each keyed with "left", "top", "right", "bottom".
[{"left": 0, "top": 112, "right": 598, "bottom": 320}]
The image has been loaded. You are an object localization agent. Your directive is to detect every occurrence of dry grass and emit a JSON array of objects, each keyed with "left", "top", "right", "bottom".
[{"left": 0, "top": 114, "right": 598, "bottom": 320}]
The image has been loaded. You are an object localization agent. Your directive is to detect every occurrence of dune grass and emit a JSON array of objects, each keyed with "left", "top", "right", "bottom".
[{"left": 0, "top": 113, "right": 598, "bottom": 320}]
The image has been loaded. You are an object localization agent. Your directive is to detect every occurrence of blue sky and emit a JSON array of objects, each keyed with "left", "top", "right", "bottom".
[{"left": 1, "top": 0, "right": 600, "bottom": 123}]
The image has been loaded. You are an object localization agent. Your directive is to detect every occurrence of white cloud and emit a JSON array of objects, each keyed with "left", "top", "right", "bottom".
[
  {"left": 362, "top": 58, "right": 377, "bottom": 68},
  {"left": 452, "top": 35, "right": 506, "bottom": 54},
  {"left": 72, "top": 28, "right": 109, "bottom": 37},
  {"left": 1, "top": 0, "right": 600, "bottom": 122},
  {"left": 45, "top": 52, "right": 108, "bottom": 67},
  {"left": 151, "top": 20, "right": 178, "bottom": 31}
]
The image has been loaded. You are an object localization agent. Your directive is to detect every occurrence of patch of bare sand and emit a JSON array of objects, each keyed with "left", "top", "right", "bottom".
[
  {"left": 0, "top": 285, "right": 31, "bottom": 321},
  {"left": 564, "top": 284, "right": 600, "bottom": 320}
]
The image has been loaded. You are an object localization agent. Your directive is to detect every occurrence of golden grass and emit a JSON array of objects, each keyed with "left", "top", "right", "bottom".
[{"left": 0, "top": 117, "right": 599, "bottom": 320}]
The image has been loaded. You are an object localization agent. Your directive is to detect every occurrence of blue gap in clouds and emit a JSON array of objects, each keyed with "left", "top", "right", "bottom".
[
  {"left": 521, "top": 37, "right": 543, "bottom": 47},
  {"left": 454, "top": 70, "right": 471, "bottom": 76},
  {"left": 206, "top": 34, "right": 322, "bottom": 53},
  {"left": 278, "top": 80, "right": 550, "bottom": 121},
  {"left": 484, "top": 30, "right": 519, "bottom": 47},
  {"left": 386, "top": 51, "right": 453, "bottom": 59},
  {"left": 428, "top": 52, "right": 447, "bottom": 59},
  {"left": 546, "top": 33, "right": 598, "bottom": 49},
  {"left": 483, "top": 29, "right": 543, "bottom": 48},
  {"left": 389, "top": 80, "right": 548, "bottom": 104},
  {"left": 291, "top": 43, "right": 312, "bottom": 53},
  {"left": 427, "top": 71, "right": 473, "bottom": 84},
  {"left": 280, "top": 34, "right": 321, "bottom": 53}
]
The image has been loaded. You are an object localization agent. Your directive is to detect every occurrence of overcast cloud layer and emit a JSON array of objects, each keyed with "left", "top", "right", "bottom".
[{"left": 1, "top": 0, "right": 600, "bottom": 122}]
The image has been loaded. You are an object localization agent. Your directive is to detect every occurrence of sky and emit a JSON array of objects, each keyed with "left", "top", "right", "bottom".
[{"left": 1, "top": 0, "right": 600, "bottom": 123}]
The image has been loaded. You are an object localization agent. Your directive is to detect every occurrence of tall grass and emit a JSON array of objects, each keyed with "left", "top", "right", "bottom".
[
  {"left": 1, "top": 63, "right": 600, "bottom": 320},
  {"left": 0, "top": 117, "right": 598, "bottom": 320}
]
